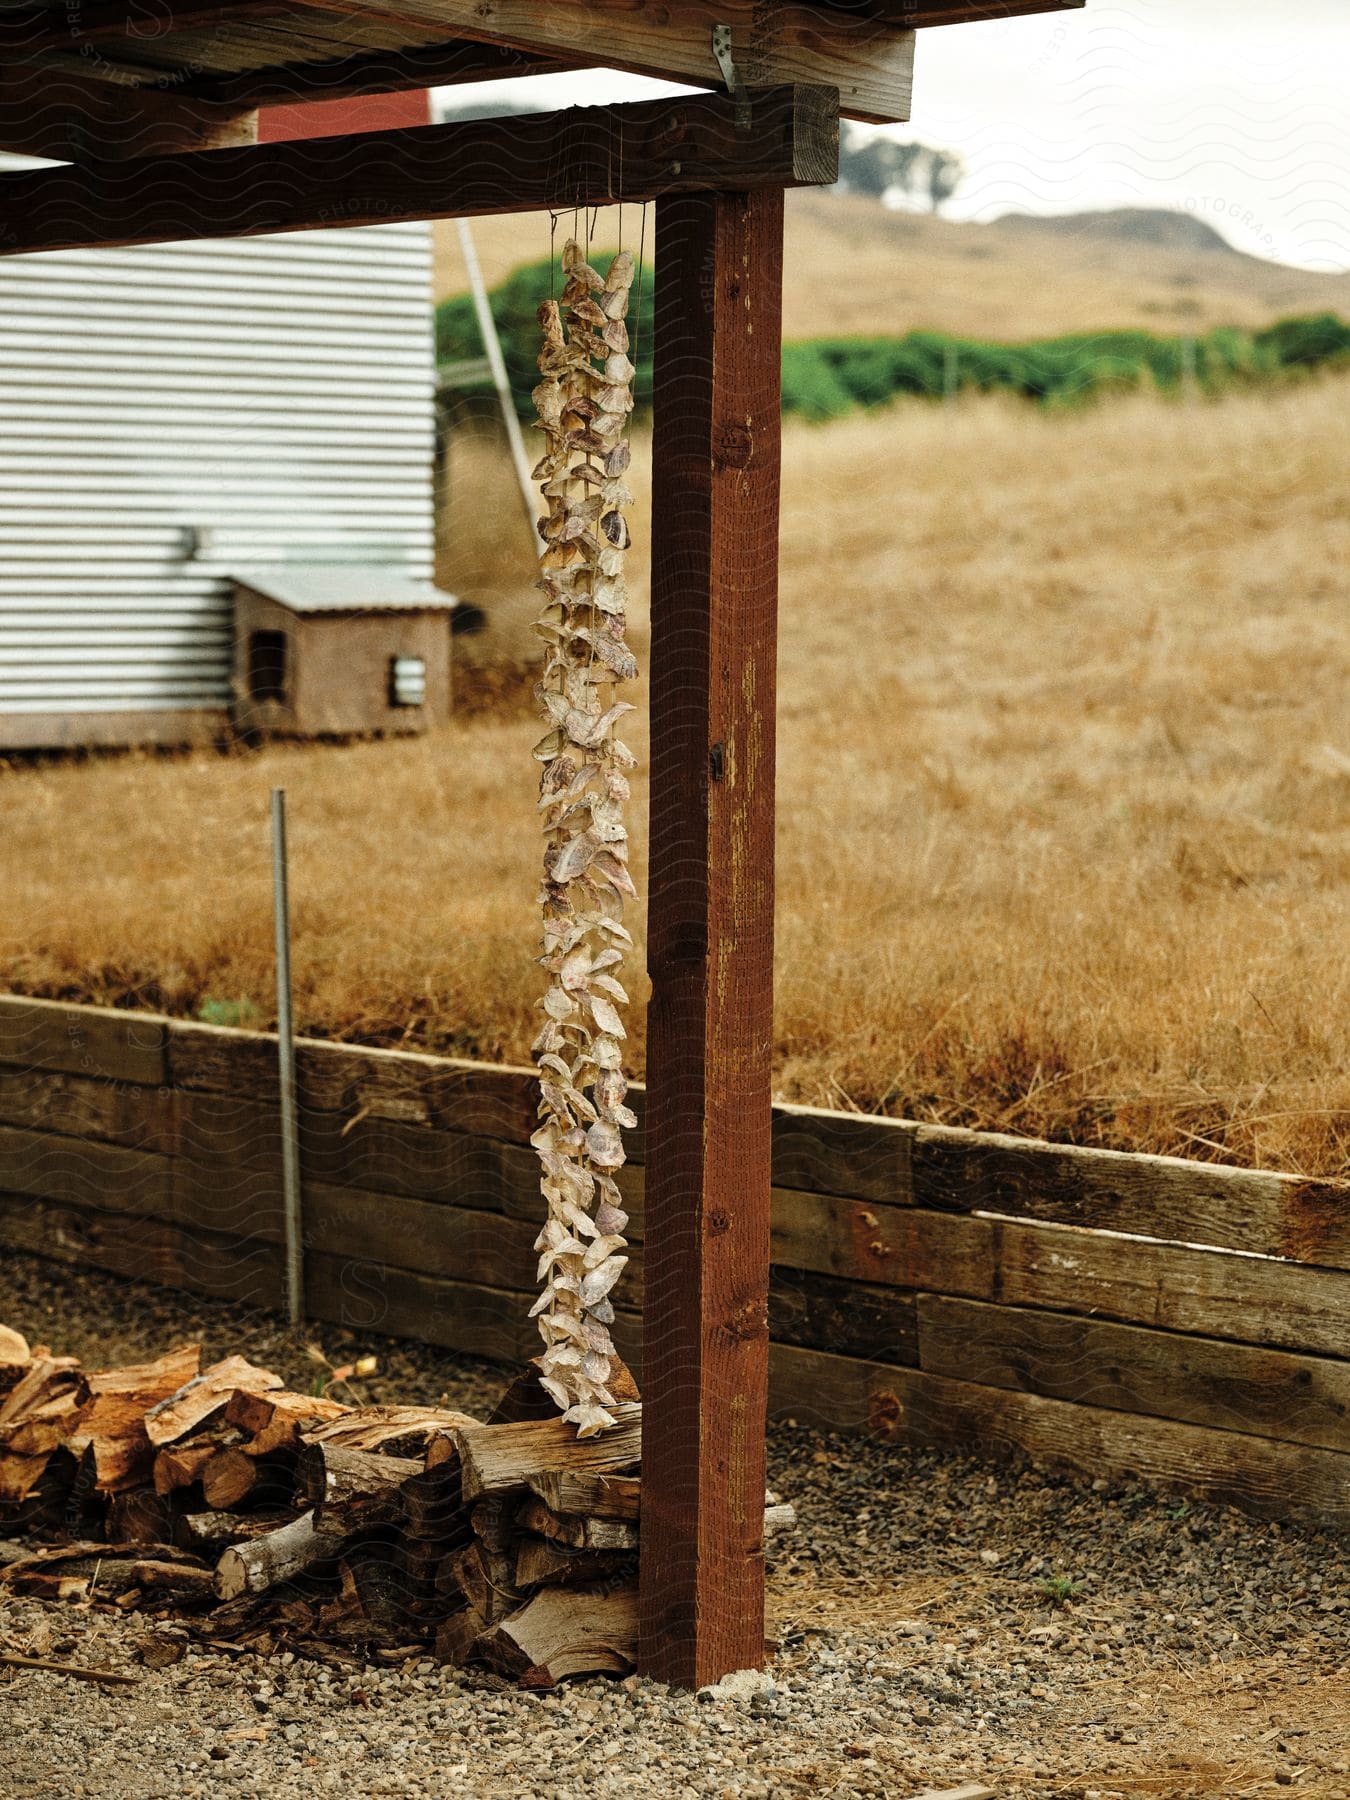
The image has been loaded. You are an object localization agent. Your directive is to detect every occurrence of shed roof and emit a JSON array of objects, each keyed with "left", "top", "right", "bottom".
[{"left": 232, "top": 564, "right": 456, "bottom": 616}]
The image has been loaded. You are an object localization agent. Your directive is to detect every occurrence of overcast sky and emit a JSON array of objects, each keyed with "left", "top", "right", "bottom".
[{"left": 437, "top": 0, "right": 1350, "bottom": 272}]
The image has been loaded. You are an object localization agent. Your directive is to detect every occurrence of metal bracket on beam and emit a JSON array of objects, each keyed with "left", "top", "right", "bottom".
[{"left": 711, "top": 24, "right": 752, "bottom": 133}]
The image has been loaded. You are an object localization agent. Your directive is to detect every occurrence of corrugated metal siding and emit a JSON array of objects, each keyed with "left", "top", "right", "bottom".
[{"left": 0, "top": 182, "right": 436, "bottom": 736}]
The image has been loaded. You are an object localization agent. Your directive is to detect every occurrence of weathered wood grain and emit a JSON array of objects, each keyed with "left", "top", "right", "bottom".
[
  {"left": 0, "top": 88, "right": 839, "bottom": 258},
  {"left": 641, "top": 186, "right": 785, "bottom": 1689},
  {"left": 772, "top": 1103, "right": 914, "bottom": 1205},
  {"left": 769, "top": 1269, "right": 919, "bottom": 1366},
  {"left": 767, "top": 1343, "right": 1350, "bottom": 1533},
  {"left": 913, "top": 1123, "right": 1350, "bottom": 1271},
  {"left": 190, "top": 38, "right": 571, "bottom": 109},
  {"left": 0, "top": 1066, "right": 178, "bottom": 1156},
  {"left": 0, "top": 59, "right": 255, "bottom": 163},
  {"left": 0, "top": 997, "right": 166, "bottom": 1086},
  {"left": 992, "top": 1217, "right": 1350, "bottom": 1362},
  {"left": 299, "top": 1112, "right": 505, "bottom": 1209},
  {"left": 456, "top": 1406, "right": 642, "bottom": 1504},
  {"left": 0, "top": 1124, "right": 173, "bottom": 1219},
  {"left": 772, "top": 1186, "right": 996, "bottom": 1293},
  {"left": 302, "top": 1255, "right": 538, "bottom": 1367},
  {"left": 268, "top": 0, "right": 914, "bottom": 124},
  {"left": 917, "top": 1295, "right": 1350, "bottom": 1454}
]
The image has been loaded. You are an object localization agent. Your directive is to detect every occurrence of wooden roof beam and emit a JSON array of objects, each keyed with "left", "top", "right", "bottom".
[
  {"left": 183, "top": 39, "right": 578, "bottom": 110},
  {"left": 855, "top": 1, "right": 1083, "bottom": 22},
  {"left": 418, "top": 0, "right": 912, "bottom": 125},
  {"left": 0, "top": 84, "right": 839, "bottom": 257},
  {"left": 0, "top": 60, "right": 256, "bottom": 161},
  {"left": 257, "top": 0, "right": 918, "bottom": 125}
]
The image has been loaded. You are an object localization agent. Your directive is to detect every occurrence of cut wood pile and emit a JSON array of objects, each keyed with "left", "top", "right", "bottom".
[{"left": 0, "top": 1326, "right": 792, "bottom": 1684}]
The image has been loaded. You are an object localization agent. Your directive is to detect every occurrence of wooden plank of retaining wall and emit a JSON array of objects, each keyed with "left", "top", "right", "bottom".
[
  {"left": 912, "top": 1123, "right": 1350, "bottom": 1272},
  {"left": 299, "top": 1112, "right": 508, "bottom": 1209},
  {"left": 162, "top": 1014, "right": 1350, "bottom": 1268},
  {"left": 303, "top": 1255, "right": 543, "bottom": 1368},
  {"left": 0, "top": 996, "right": 166, "bottom": 1086},
  {"left": 0, "top": 1122, "right": 173, "bottom": 1218},
  {"left": 770, "top": 1272, "right": 919, "bottom": 1367},
  {"left": 765, "top": 1342, "right": 1350, "bottom": 1533},
  {"left": 0, "top": 1065, "right": 178, "bottom": 1154},
  {"left": 0, "top": 1192, "right": 283, "bottom": 1310},
  {"left": 917, "top": 1294, "right": 1350, "bottom": 1455}
]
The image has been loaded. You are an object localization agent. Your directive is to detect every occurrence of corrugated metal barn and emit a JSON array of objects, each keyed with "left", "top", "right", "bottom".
[{"left": 0, "top": 97, "right": 438, "bottom": 751}]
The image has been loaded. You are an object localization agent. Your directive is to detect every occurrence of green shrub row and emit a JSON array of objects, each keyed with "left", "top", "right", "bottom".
[{"left": 436, "top": 258, "right": 1350, "bottom": 422}]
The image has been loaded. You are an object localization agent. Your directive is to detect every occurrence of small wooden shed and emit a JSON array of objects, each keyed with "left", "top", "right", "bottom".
[{"left": 231, "top": 564, "right": 453, "bottom": 738}]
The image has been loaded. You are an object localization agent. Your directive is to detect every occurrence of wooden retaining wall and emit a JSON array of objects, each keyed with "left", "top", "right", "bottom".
[{"left": 0, "top": 994, "right": 1347, "bottom": 1531}]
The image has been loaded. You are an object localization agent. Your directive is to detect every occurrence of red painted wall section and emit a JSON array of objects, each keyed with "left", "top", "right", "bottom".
[{"left": 258, "top": 91, "right": 432, "bottom": 143}]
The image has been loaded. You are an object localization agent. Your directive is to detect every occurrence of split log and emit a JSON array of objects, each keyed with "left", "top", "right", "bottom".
[
  {"left": 0, "top": 1325, "right": 31, "bottom": 1392},
  {"left": 108, "top": 1488, "right": 178, "bottom": 1546},
  {"left": 153, "top": 1433, "right": 222, "bottom": 1495},
  {"left": 0, "top": 1448, "right": 84, "bottom": 1533},
  {"left": 224, "top": 1388, "right": 351, "bottom": 1456},
  {"left": 68, "top": 1344, "right": 200, "bottom": 1492},
  {"left": 2, "top": 1541, "right": 213, "bottom": 1604},
  {"left": 514, "top": 1536, "right": 637, "bottom": 1589},
  {"left": 764, "top": 1501, "right": 797, "bottom": 1538},
  {"left": 200, "top": 1447, "right": 295, "bottom": 1512},
  {"left": 400, "top": 1462, "right": 465, "bottom": 1544},
  {"left": 214, "top": 1509, "right": 346, "bottom": 1602},
  {"left": 298, "top": 1443, "right": 421, "bottom": 1533},
  {"left": 434, "top": 1604, "right": 488, "bottom": 1667},
  {"left": 440, "top": 1542, "right": 521, "bottom": 1625},
  {"left": 176, "top": 1510, "right": 296, "bottom": 1557},
  {"left": 304, "top": 1406, "right": 480, "bottom": 1461},
  {"left": 516, "top": 1497, "right": 639, "bottom": 1552},
  {"left": 129, "top": 1560, "right": 219, "bottom": 1605},
  {"left": 468, "top": 1496, "right": 513, "bottom": 1555},
  {"left": 340, "top": 1534, "right": 432, "bottom": 1640},
  {"left": 526, "top": 1470, "right": 641, "bottom": 1521},
  {"left": 476, "top": 1582, "right": 639, "bottom": 1686},
  {"left": 144, "top": 1356, "right": 282, "bottom": 1447},
  {"left": 456, "top": 1403, "right": 642, "bottom": 1504},
  {"left": 0, "top": 1448, "right": 57, "bottom": 1506},
  {"left": 0, "top": 1354, "right": 90, "bottom": 1514},
  {"left": 0, "top": 1351, "right": 86, "bottom": 1429}
]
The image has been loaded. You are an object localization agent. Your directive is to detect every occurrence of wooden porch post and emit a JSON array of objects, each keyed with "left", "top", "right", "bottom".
[{"left": 639, "top": 185, "right": 784, "bottom": 1689}]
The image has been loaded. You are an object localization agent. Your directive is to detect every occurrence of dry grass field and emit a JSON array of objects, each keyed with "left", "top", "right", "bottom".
[
  {"left": 4, "top": 376, "right": 1348, "bottom": 1177},
  {"left": 435, "top": 189, "right": 1350, "bottom": 339}
]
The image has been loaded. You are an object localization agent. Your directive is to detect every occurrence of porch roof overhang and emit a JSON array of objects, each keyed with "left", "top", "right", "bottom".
[{"left": 0, "top": 0, "right": 1083, "bottom": 160}]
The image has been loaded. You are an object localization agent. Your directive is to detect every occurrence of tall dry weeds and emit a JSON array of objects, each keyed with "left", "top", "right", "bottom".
[{"left": 4, "top": 380, "right": 1348, "bottom": 1175}]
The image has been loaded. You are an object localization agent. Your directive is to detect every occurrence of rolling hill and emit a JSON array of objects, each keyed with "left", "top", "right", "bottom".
[{"left": 433, "top": 193, "right": 1350, "bottom": 342}]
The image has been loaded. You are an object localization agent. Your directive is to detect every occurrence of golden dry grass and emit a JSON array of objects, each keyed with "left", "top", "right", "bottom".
[
  {"left": 435, "top": 190, "right": 1350, "bottom": 339},
  {"left": 4, "top": 379, "right": 1349, "bottom": 1176}
]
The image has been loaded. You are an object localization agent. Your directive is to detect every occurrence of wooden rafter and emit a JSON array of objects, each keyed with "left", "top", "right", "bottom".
[
  {"left": 186, "top": 40, "right": 575, "bottom": 109},
  {"left": 858, "top": 0, "right": 1083, "bottom": 21},
  {"left": 0, "top": 61, "right": 256, "bottom": 161},
  {"left": 0, "top": 0, "right": 915, "bottom": 125},
  {"left": 0, "top": 86, "right": 839, "bottom": 257}
]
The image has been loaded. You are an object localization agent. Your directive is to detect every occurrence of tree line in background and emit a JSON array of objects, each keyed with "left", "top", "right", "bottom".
[
  {"left": 435, "top": 254, "right": 1350, "bottom": 422},
  {"left": 837, "top": 123, "right": 967, "bottom": 214}
]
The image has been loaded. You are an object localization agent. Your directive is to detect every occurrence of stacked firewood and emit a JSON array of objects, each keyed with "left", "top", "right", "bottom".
[{"left": 1, "top": 1326, "right": 794, "bottom": 1684}]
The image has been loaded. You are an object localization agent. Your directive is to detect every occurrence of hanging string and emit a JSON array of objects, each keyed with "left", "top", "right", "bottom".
[
  {"left": 631, "top": 200, "right": 650, "bottom": 398},
  {"left": 549, "top": 210, "right": 562, "bottom": 302}
]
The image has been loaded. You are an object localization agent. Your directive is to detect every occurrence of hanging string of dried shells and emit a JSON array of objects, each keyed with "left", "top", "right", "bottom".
[{"left": 528, "top": 238, "right": 640, "bottom": 1437}]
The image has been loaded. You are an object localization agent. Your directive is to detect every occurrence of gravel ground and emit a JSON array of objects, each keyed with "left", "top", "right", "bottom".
[{"left": 2, "top": 1251, "right": 1348, "bottom": 1800}]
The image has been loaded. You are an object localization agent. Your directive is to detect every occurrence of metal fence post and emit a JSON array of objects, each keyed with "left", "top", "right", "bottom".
[{"left": 271, "top": 788, "right": 303, "bottom": 1327}]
